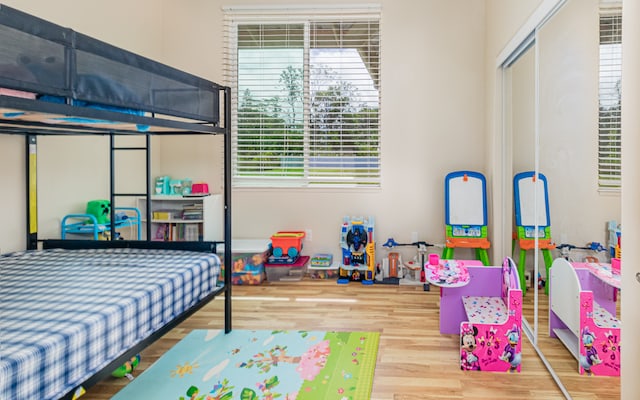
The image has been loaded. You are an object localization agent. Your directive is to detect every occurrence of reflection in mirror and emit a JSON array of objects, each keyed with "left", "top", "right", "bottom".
[
  {"left": 505, "top": 0, "right": 622, "bottom": 397},
  {"left": 537, "top": 0, "right": 621, "bottom": 395},
  {"left": 504, "top": 42, "right": 538, "bottom": 344}
]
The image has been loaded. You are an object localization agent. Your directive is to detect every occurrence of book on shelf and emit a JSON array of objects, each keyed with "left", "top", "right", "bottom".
[
  {"left": 171, "top": 224, "right": 178, "bottom": 241},
  {"left": 153, "top": 209, "right": 182, "bottom": 220},
  {"left": 182, "top": 204, "right": 203, "bottom": 220},
  {"left": 184, "top": 224, "right": 199, "bottom": 241},
  {"left": 183, "top": 193, "right": 211, "bottom": 197},
  {"left": 153, "top": 222, "right": 201, "bottom": 242},
  {"left": 154, "top": 224, "right": 169, "bottom": 241}
]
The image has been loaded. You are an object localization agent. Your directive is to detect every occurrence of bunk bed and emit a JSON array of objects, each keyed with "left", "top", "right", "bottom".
[{"left": 0, "top": 4, "right": 232, "bottom": 400}]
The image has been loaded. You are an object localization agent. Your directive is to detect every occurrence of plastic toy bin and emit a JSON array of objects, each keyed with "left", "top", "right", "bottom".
[
  {"left": 221, "top": 239, "right": 269, "bottom": 285},
  {"left": 307, "top": 253, "right": 337, "bottom": 279},
  {"left": 265, "top": 256, "right": 309, "bottom": 282},
  {"left": 307, "top": 265, "right": 338, "bottom": 279}
]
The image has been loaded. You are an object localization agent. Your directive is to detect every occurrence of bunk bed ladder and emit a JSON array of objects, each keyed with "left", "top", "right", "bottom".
[
  {"left": 224, "top": 86, "right": 232, "bottom": 333},
  {"left": 108, "top": 133, "right": 153, "bottom": 241}
]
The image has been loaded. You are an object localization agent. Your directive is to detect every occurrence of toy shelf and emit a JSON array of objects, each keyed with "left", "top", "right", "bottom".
[{"left": 136, "top": 194, "right": 223, "bottom": 242}]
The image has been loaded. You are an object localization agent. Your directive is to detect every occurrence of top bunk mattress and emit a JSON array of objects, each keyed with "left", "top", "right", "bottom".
[{"left": 0, "top": 247, "right": 221, "bottom": 400}]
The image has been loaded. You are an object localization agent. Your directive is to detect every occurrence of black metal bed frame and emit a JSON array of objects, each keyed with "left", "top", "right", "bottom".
[
  {"left": 0, "top": 3, "right": 232, "bottom": 399},
  {"left": 43, "top": 239, "right": 229, "bottom": 400}
]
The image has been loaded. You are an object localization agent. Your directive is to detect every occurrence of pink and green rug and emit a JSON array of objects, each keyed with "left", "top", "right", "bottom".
[{"left": 112, "top": 329, "right": 380, "bottom": 399}]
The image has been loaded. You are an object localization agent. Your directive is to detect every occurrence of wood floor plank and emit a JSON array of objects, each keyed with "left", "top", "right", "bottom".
[{"left": 83, "top": 280, "right": 619, "bottom": 399}]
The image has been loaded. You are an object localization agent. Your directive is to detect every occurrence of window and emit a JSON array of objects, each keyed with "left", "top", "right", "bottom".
[
  {"left": 224, "top": 7, "right": 381, "bottom": 187},
  {"left": 598, "top": 6, "right": 622, "bottom": 189}
]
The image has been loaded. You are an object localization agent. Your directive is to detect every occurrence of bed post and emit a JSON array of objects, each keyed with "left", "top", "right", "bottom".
[
  {"left": 224, "top": 86, "right": 232, "bottom": 333},
  {"left": 109, "top": 132, "right": 116, "bottom": 239},
  {"left": 146, "top": 134, "right": 152, "bottom": 240},
  {"left": 25, "top": 135, "right": 37, "bottom": 250}
]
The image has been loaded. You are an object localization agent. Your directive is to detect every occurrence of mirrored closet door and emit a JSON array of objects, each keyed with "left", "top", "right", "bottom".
[{"left": 501, "top": 0, "right": 622, "bottom": 397}]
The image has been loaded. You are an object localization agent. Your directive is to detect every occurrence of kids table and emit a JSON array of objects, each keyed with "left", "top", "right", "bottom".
[
  {"left": 424, "top": 259, "right": 473, "bottom": 288},
  {"left": 572, "top": 262, "right": 620, "bottom": 290},
  {"left": 428, "top": 260, "right": 495, "bottom": 334},
  {"left": 572, "top": 261, "right": 621, "bottom": 308}
]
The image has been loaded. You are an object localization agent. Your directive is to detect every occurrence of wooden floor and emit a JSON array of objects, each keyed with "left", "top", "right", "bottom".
[{"left": 84, "top": 280, "right": 619, "bottom": 400}]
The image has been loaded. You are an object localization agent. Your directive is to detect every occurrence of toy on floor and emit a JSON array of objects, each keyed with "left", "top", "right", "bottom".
[
  {"left": 607, "top": 220, "right": 621, "bottom": 258},
  {"left": 61, "top": 203, "right": 141, "bottom": 240},
  {"left": 612, "top": 230, "right": 621, "bottom": 273},
  {"left": 513, "top": 171, "right": 555, "bottom": 294},
  {"left": 310, "top": 253, "right": 333, "bottom": 267},
  {"left": 268, "top": 231, "right": 305, "bottom": 264},
  {"left": 112, "top": 354, "right": 141, "bottom": 380},
  {"left": 538, "top": 273, "right": 545, "bottom": 290},
  {"left": 442, "top": 171, "right": 491, "bottom": 265},
  {"left": 557, "top": 242, "right": 607, "bottom": 262},
  {"left": 308, "top": 253, "right": 338, "bottom": 279},
  {"left": 338, "top": 216, "right": 375, "bottom": 284},
  {"left": 381, "top": 237, "right": 433, "bottom": 289},
  {"left": 231, "top": 255, "right": 265, "bottom": 285}
]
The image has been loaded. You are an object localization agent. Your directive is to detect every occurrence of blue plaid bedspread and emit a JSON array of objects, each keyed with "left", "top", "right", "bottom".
[{"left": 0, "top": 248, "right": 221, "bottom": 400}]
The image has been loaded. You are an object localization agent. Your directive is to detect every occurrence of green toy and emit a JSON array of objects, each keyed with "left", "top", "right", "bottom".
[
  {"left": 111, "top": 354, "right": 140, "bottom": 379},
  {"left": 86, "top": 200, "right": 111, "bottom": 224}
]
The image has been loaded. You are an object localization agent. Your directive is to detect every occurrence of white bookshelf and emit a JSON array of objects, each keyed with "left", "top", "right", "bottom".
[{"left": 136, "top": 194, "right": 223, "bottom": 241}]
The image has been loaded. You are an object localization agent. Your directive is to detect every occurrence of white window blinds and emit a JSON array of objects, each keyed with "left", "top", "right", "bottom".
[
  {"left": 598, "top": 9, "right": 622, "bottom": 189},
  {"left": 224, "top": 7, "right": 381, "bottom": 188}
]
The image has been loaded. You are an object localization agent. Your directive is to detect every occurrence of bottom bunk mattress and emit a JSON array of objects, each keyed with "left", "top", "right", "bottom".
[{"left": 0, "top": 247, "right": 221, "bottom": 399}]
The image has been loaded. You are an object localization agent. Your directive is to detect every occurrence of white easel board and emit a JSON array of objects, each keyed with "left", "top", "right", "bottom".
[
  {"left": 445, "top": 171, "right": 487, "bottom": 226},
  {"left": 514, "top": 172, "right": 549, "bottom": 227}
]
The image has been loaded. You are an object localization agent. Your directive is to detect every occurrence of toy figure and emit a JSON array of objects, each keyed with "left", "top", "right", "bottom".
[
  {"left": 500, "top": 324, "right": 522, "bottom": 372},
  {"left": 347, "top": 224, "right": 367, "bottom": 253},
  {"left": 339, "top": 216, "right": 375, "bottom": 284},
  {"left": 580, "top": 327, "right": 602, "bottom": 375},
  {"left": 111, "top": 354, "right": 140, "bottom": 379},
  {"left": 86, "top": 199, "right": 111, "bottom": 224},
  {"left": 537, "top": 273, "right": 546, "bottom": 290},
  {"left": 460, "top": 324, "right": 481, "bottom": 371}
]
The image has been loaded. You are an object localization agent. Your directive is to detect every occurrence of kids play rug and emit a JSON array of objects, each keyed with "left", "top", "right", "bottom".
[{"left": 112, "top": 329, "right": 380, "bottom": 400}]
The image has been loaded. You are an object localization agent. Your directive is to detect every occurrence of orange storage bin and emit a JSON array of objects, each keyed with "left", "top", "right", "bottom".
[{"left": 270, "top": 231, "right": 305, "bottom": 258}]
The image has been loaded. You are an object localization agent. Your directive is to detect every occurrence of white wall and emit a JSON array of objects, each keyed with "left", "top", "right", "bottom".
[
  {"left": 0, "top": 1, "right": 617, "bottom": 260},
  {"left": 0, "top": 1, "right": 164, "bottom": 59},
  {"left": 1, "top": 1, "right": 488, "bottom": 263},
  {"left": 510, "top": 48, "right": 536, "bottom": 175},
  {"left": 0, "top": 135, "right": 25, "bottom": 253},
  {"left": 159, "top": 0, "right": 488, "bottom": 263},
  {"left": 1, "top": 0, "right": 636, "bottom": 396},
  {"left": 0, "top": 0, "right": 166, "bottom": 250},
  {"left": 484, "top": 0, "right": 545, "bottom": 260},
  {"left": 484, "top": 0, "right": 621, "bottom": 260},
  {"left": 538, "top": 0, "right": 620, "bottom": 250}
]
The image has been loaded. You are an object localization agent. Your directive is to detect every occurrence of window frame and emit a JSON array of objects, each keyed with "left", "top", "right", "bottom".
[
  {"left": 224, "top": 7, "right": 381, "bottom": 189},
  {"left": 598, "top": 5, "right": 622, "bottom": 190}
]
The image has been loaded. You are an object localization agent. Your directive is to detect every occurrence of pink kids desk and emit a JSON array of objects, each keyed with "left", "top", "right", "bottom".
[
  {"left": 549, "top": 258, "right": 621, "bottom": 376},
  {"left": 424, "top": 258, "right": 472, "bottom": 288},
  {"left": 428, "top": 259, "right": 487, "bottom": 334}
]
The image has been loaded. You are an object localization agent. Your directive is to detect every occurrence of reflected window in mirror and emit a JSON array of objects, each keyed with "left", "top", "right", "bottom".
[{"left": 598, "top": 2, "right": 622, "bottom": 189}]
